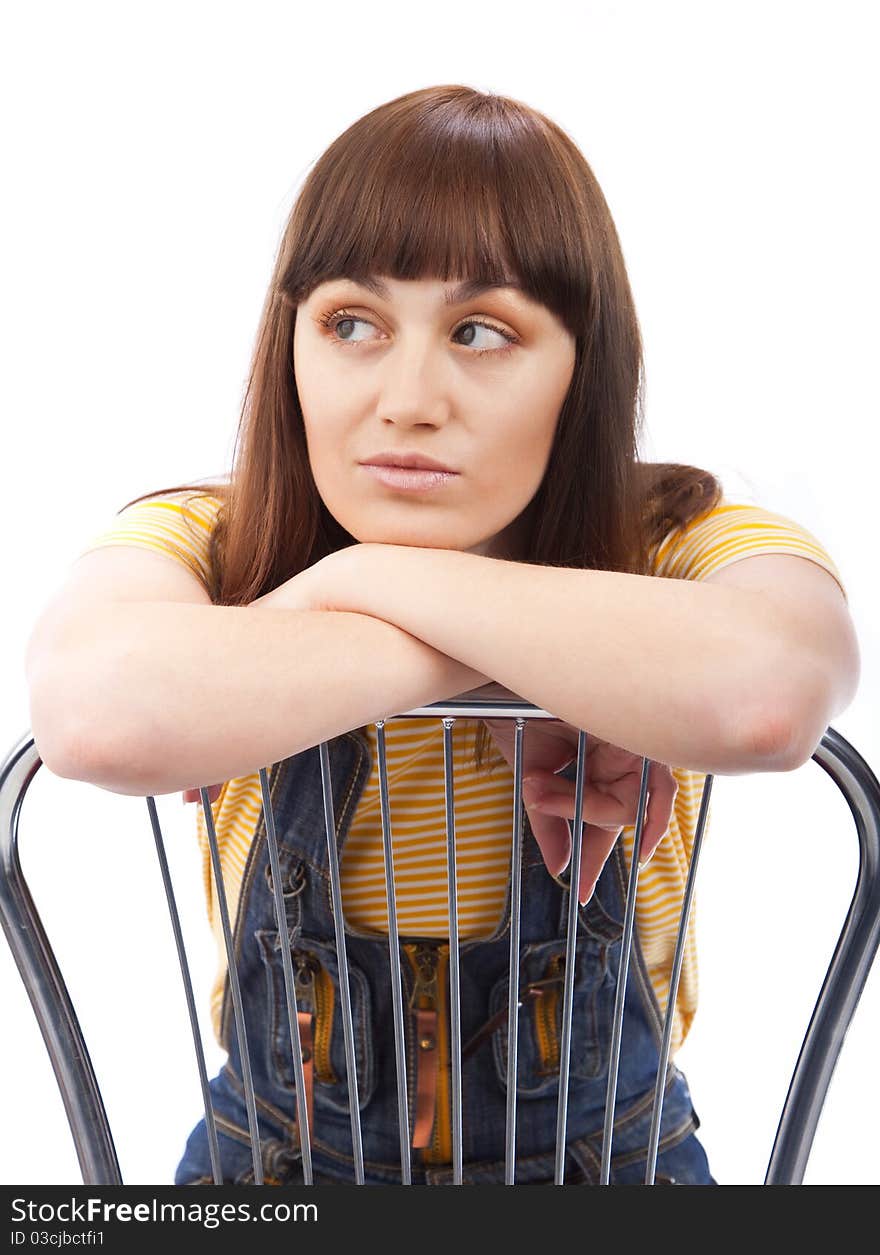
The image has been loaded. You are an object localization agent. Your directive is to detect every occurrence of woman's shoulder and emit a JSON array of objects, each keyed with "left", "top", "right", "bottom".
[
  {"left": 649, "top": 494, "right": 848, "bottom": 602},
  {"left": 135, "top": 486, "right": 226, "bottom": 530},
  {"left": 75, "top": 484, "right": 226, "bottom": 592}
]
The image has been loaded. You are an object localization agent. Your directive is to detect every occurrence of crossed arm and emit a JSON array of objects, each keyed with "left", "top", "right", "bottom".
[{"left": 294, "top": 541, "right": 859, "bottom": 778}]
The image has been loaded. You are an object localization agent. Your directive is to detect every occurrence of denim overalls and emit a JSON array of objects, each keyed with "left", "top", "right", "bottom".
[{"left": 174, "top": 726, "right": 715, "bottom": 1185}]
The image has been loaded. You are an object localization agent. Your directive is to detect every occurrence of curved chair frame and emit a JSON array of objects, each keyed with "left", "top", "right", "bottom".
[{"left": 1, "top": 711, "right": 878, "bottom": 1185}]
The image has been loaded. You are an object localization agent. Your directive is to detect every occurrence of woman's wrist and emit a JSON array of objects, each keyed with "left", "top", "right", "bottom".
[
  {"left": 248, "top": 584, "right": 287, "bottom": 610},
  {"left": 247, "top": 550, "right": 506, "bottom": 702},
  {"left": 248, "top": 550, "right": 345, "bottom": 613}
]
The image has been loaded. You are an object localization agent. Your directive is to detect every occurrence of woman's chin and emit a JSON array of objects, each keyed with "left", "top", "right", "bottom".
[{"left": 352, "top": 529, "right": 483, "bottom": 553}]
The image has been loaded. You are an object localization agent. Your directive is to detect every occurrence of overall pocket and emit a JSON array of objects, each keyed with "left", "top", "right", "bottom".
[
  {"left": 488, "top": 933, "right": 616, "bottom": 1097},
  {"left": 256, "top": 929, "right": 376, "bottom": 1114}
]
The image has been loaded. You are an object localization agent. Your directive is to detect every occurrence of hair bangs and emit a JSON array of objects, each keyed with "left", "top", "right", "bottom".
[{"left": 277, "top": 92, "right": 591, "bottom": 337}]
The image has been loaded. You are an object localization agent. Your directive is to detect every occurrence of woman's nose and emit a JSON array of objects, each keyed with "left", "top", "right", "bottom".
[{"left": 375, "top": 340, "right": 452, "bottom": 427}]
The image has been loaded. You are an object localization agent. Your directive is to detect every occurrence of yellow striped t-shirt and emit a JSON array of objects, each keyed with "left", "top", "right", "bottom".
[{"left": 77, "top": 489, "right": 848, "bottom": 1054}]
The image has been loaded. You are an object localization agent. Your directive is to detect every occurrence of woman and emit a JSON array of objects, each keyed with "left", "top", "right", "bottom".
[{"left": 60, "top": 84, "right": 858, "bottom": 1184}]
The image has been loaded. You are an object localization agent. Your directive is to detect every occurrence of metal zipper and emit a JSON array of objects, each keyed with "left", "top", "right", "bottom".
[
  {"left": 430, "top": 945, "right": 449, "bottom": 1162},
  {"left": 292, "top": 950, "right": 336, "bottom": 1083},
  {"left": 534, "top": 952, "right": 566, "bottom": 1074},
  {"left": 403, "top": 941, "right": 449, "bottom": 1160}
]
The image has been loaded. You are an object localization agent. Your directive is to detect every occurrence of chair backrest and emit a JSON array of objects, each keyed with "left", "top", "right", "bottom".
[{"left": 2, "top": 701, "right": 879, "bottom": 1186}]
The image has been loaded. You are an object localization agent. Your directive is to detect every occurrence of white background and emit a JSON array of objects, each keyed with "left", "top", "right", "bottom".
[{"left": 1, "top": 1, "right": 877, "bottom": 1185}]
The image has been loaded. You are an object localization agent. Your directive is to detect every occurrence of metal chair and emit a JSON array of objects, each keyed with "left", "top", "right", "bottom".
[{"left": 2, "top": 699, "right": 878, "bottom": 1185}]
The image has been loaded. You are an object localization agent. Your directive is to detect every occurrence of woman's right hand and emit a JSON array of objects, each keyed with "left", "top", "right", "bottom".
[
  {"left": 182, "top": 784, "right": 223, "bottom": 805},
  {"left": 480, "top": 708, "right": 677, "bottom": 904}
]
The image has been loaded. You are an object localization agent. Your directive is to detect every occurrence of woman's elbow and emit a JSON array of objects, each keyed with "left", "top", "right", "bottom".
[{"left": 743, "top": 683, "right": 832, "bottom": 774}]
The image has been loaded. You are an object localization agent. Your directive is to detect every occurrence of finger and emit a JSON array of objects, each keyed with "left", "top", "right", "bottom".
[
  {"left": 639, "top": 765, "right": 678, "bottom": 865},
  {"left": 522, "top": 772, "right": 629, "bottom": 830},
  {"left": 524, "top": 767, "right": 677, "bottom": 868},
  {"left": 575, "top": 824, "right": 622, "bottom": 906},
  {"left": 525, "top": 805, "right": 572, "bottom": 879},
  {"left": 183, "top": 784, "right": 223, "bottom": 804},
  {"left": 526, "top": 804, "right": 619, "bottom": 909}
]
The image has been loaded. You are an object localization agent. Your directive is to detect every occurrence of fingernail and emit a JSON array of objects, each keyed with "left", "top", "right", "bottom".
[{"left": 638, "top": 852, "right": 654, "bottom": 870}]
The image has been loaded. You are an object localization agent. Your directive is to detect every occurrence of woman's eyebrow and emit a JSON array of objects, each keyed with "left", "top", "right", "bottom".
[{"left": 339, "top": 274, "right": 526, "bottom": 307}]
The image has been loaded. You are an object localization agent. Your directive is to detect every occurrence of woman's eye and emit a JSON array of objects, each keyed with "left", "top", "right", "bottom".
[
  {"left": 316, "top": 309, "right": 516, "bottom": 356},
  {"left": 454, "top": 321, "right": 516, "bottom": 354},
  {"left": 320, "top": 311, "right": 374, "bottom": 344}
]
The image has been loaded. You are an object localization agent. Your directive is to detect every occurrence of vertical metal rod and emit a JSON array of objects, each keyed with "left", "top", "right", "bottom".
[
  {"left": 318, "top": 741, "right": 365, "bottom": 1184},
  {"left": 442, "top": 717, "right": 463, "bottom": 1184},
  {"left": 374, "top": 720, "right": 413, "bottom": 1185},
  {"left": 599, "top": 758, "right": 651, "bottom": 1185},
  {"left": 145, "top": 796, "right": 222, "bottom": 1185},
  {"left": 554, "top": 730, "right": 589, "bottom": 1184},
  {"left": 259, "top": 766, "right": 313, "bottom": 1186},
  {"left": 504, "top": 718, "right": 527, "bottom": 1184},
  {"left": 200, "top": 785, "right": 263, "bottom": 1184},
  {"left": 644, "top": 773, "right": 713, "bottom": 1183}
]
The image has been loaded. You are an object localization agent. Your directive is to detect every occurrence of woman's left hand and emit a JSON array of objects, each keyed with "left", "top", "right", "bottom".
[
  {"left": 249, "top": 547, "right": 358, "bottom": 614},
  {"left": 183, "top": 551, "right": 359, "bottom": 804}
]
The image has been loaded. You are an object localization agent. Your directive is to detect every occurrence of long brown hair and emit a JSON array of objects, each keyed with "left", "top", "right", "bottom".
[{"left": 119, "top": 84, "right": 722, "bottom": 771}]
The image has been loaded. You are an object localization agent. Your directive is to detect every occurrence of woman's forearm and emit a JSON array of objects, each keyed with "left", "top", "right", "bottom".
[
  {"left": 318, "top": 543, "right": 819, "bottom": 777},
  {"left": 30, "top": 595, "right": 494, "bottom": 798}
]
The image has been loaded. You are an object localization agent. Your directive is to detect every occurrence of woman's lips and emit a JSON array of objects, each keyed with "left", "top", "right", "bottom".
[{"left": 360, "top": 464, "right": 460, "bottom": 492}]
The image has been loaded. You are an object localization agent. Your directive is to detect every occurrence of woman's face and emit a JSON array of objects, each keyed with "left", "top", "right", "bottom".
[{"left": 293, "top": 274, "right": 576, "bottom": 556}]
